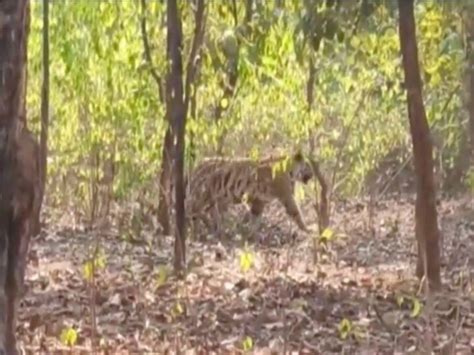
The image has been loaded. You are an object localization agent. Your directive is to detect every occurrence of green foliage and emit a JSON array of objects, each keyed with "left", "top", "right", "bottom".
[{"left": 26, "top": 1, "right": 467, "bottom": 211}]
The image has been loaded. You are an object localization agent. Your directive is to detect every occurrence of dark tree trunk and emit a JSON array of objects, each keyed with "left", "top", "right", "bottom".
[
  {"left": 398, "top": 0, "right": 441, "bottom": 289},
  {"left": 167, "top": 0, "right": 186, "bottom": 272},
  {"left": 166, "top": 0, "right": 206, "bottom": 272},
  {"left": 0, "top": 0, "right": 40, "bottom": 352},
  {"left": 35, "top": 0, "right": 49, "bottom": 237},
  {"left": 157, "top": 128, "right": 173, "bottom": 235}
]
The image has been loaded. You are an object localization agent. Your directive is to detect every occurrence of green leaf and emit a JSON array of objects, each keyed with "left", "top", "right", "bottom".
[
  {"left": 239, "top": 249, "right": 254, "bottom": 273},
  {"left": 242, "top": 336, "right": 253, "bottom": 351},
  {"left": 156, "top": 265, "right": 169, "bottom": 288},
  {"left": 319, "top": 228, "right": 335, "bottom": 243},
  {"left": 171, "top": 302, "right": 184, "bottom": 318},
  {"left": 410, "top": 297, "right": 422, "bottom": 318},
  {"left": 294, "top": 183, "right": 305, "bottom": 202},
  {"left": 220, "top": 97, "right": 229, "bottom": 109},
  {"left": 60, "top": 327, "right": 78, "bottom": 347},
  {"left": 82, "top": 261, "right": 94, "bottom": 282},
  {"left": 396, "top": 295, "right": 404, "bottom": 308},
  {"left": 338, "top": 318, "right": 352, "bottom": 340}
]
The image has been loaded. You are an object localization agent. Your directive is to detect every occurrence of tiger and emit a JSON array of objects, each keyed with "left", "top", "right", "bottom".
[{"left": 185, "top": 152, "right": 314, "bottom": 235}]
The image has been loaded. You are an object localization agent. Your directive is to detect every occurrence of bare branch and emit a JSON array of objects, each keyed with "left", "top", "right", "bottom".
[
  {"left": 184, "top": 0, "right": 207, "bottom": 114},
  {"left": 140, "top": 0, "right": 164, "bottom": 103}
]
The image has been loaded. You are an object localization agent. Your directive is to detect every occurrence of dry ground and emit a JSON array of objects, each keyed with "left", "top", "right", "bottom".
[{"left": 17, "top": 193, "right": 474, "bottom": 354}]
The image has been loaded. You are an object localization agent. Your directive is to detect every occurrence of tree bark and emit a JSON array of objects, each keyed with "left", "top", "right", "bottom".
[
  {"left": 167, "top": 0, "right": 186, "bottom": 272},
  {"left": 166, "top": 0, "right": 207, "bottom": 272},
  {"left": 139, "top": 0, "right": 173, "bottom": 235},
  {"left": 398, "top": 0, "right": 441, "bottom": 289},
  {"left": 35, "top": 0, "right": 49, "bottom": 236},
  {"left": 0, "top": 0, "right": 40, "bottom": 352},
  {"left": 157, "top": 128, "right": 173, "bottom": 235}
]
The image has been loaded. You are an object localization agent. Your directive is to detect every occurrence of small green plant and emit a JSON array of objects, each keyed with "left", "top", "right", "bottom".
[
  {"left": 156, "top": 265, "right": 170, "bottom": 288},
  {"left": 410, "top": 297, "right": 422, "bottom": 318},
  {"left": 319, "top": 227, "right": 335, "bottom": 244},
  {"left": 82, "top": 249, "right": 107, "bottom": 282},
  {"left": 60, "top": 327, "right": 78, "bottom": 347},
  {"left": 338, "top": 318, "right": 352, "bottom": 340},
  {"left": 171, "top": 302, "right": 184, "bottom": 319},
  {"left": 242, "top": 336, "right": 254, "bottom": 352},
  {"left": 239, "top": 246, "right": 254, "bottom": 273}
]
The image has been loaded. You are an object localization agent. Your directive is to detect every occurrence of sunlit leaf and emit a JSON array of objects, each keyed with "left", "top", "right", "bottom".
[
  {"left": 396, "top": 295, "right": 404, "bottom": 308},
  {"left": 156, "top": 265, "right": 169, "bottom": 288},
  {"left": 319, "top": 228, "right": 335, "bottom": 243},
  {"left": 338, "top": 318, "right": 352, "bottom": 340},
  {"left": 242, "top": 336, "right": 253, "bottom": 351},
  {"left": 410, "top": 297, "right": 422, "bottom": 318},
  {"left": 60, "top": 327, "right": 78, "bottom": 347},
  {"left": 239, "top": 249, "right": 254, "bottom": 273}
]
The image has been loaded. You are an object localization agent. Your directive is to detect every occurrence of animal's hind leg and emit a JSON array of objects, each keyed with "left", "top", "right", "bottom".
[
  {"left": 244, "top": 198, "right": 265, "bottom": 241},
  {"left": 211, "top": 203, "right": 224, "bottom": 238}
]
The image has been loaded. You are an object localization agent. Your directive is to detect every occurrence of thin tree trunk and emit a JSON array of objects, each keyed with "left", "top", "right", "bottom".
[
  {"left": 307, "top": 55, "right": 330, "bottom": 232},
  {"left": 35, "top": 0, "right": 49, "bottom": 236},
  {"left": 140, "top": 0, "right": 173, "bottom": 235},
  {"left": 398, "top": 0, "right": 441, "bottom": 289},
  {"left": 0, "top": 0, "right": 40, "bottom": 352},
  {"left": 157, "top": 128, "right": 173, "bottom": 235},
  {"left": 167, "top": 0, "right": 186, "bottom": 272},
  {"left": 166, "top": 0, "right": 207, "bottom": 272}
]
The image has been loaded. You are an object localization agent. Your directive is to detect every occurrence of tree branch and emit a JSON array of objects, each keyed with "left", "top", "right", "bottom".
[
  {"left": 140, "top": 0, "right": 164, "bottom": 103},
  {"left": 184, "top": 0, "right": 207, "bottom": 114}
]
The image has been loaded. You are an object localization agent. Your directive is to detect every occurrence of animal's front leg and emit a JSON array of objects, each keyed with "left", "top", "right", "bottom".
[
  {"left": 282, "top": 196, "right": 308, "bottom": 232},
  {"left": 211, "top": 203, "right": 224, "bottom": 238},
  {"left": 273, "top": 176, "right": 309, "bottom": 232}
]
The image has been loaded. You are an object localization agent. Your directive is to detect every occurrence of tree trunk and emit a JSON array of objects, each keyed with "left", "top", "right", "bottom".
[
  {"left": 139, "top": 0, "right": 173, "bottom": 235},
  {"left": 157, "top": 128, "right": 173, "bottom": 235},
  {"left": 167, "top": 0, "right": 186, "bottom": 273},
  {"left": 35, "top": 0, "right": 49, "bottom": 237},
  {"left": 0, "top": 0, "right": 40, "bottom": 352},
  {"left": 398, "top": 0, "right": 441, "bottom": 289}
]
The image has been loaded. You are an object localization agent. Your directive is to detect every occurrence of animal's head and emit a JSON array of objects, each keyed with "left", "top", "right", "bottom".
[{"left": 291, "top": 151, "right": 313, "bottom": 184}]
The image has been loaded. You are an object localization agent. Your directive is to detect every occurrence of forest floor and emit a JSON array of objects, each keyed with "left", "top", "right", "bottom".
[{"left": 17, "top": 193, "right": 474, "bottom": 354}]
